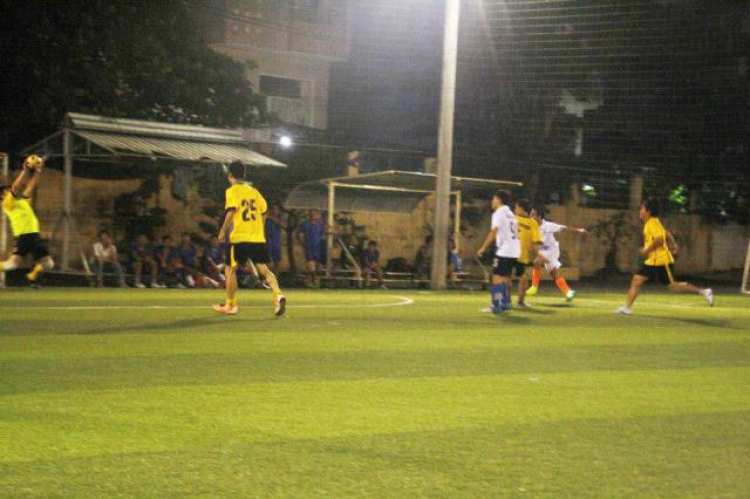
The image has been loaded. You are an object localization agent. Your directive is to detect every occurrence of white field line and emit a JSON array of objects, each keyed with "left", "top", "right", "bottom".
[{"left": 0, "top": 295, "right": 415, "bottom": 311}]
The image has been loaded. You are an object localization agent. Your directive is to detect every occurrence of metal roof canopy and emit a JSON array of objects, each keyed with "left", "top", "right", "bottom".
[
  {"left": 21, "top": 113, "right": 286, "bottom": 167},
  {"left": 19, "top": 113, "right": 286, "bottom": 271},
  {"left": 285, "top": 170, "right": 522, "bottom": 214},
  {"left": 285, "top": 170, "right": 522, "bottom": 279}
]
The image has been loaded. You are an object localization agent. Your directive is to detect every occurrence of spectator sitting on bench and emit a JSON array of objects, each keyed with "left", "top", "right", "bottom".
[
  {"left": 93, "top": 230, "right": 127, "bottom": 288},
  {"left": 132, "top": 234, "right": 161, "bottom": 288},
  {"left": 203, "top": 235, "right": 226, "bottom": 287},
  {"left": 177, "top": 232, "right": 198, "bottom": 288},
  {"left": 447, "top": 237, "right": 462, "bottom": 286},
  {"left": 362, "top": 240, "right": 386, "bottom": 289},
  {"left": 155, "top": 235, "right": 180, "bottom": 288},
  {"left": 415, "top": 235, "right": 433, "bottom": 282}
]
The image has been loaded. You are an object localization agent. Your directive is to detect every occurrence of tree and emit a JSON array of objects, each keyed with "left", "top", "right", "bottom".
[{"left": 0, "top": 0, "right": 264, "bottom": 154}]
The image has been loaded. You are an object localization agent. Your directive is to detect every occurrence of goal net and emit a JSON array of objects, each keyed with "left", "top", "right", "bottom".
[{"left": 743, "top": 240, "right": 750, "bottom": 295}]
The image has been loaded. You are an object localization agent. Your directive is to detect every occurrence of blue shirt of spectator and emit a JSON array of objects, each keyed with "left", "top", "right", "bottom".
[
  {"left": 132, "top": 236, "right": 154, "bottom": 261},
  {"left": 363, "top": 246, "right": 380, "bottom": 266},
  {"left": 178, "top": 243, "right": 197, "bottom": 268},
  {"left": 265, "top": 217, "right": 283, "bottom": 262},
  {"left": 300, "top": 217, "right": 325, "bottom": 263},
  {"left": 155, "top": 237, "right": 178, "bottom": 266},
  {"left": 205, "top": 244, "right": 224, "bottom": 267}
]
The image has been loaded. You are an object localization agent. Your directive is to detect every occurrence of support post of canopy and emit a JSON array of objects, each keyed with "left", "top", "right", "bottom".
[
  {"left": 453, "top": 190, "right": 462, "bottom": 252},
  {"left": 326, "top": 182, "right": 336, "bottom": 280},
  {"left": 62, "top": 128, "right": 73, "bottom": 271}
]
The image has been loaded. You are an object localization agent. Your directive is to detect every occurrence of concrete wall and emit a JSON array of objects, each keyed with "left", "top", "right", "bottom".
[
  {"left": 318, "top": 201, "right": 749, "bottom": 278},
  {"left": 9, "top": 170, "right": 748, "bottom": 278},
  {"left": 6, "top": 169, "right": 219, "bottom": 262}
]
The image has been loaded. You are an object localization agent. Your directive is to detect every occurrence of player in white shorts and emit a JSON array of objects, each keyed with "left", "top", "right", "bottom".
[{"left": 527, "top": 206, "right": 587, "bottom": 301}]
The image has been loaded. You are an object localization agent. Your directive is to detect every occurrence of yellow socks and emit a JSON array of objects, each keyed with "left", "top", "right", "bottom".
[{"left": 27, "top": 264, "right": 44, "bottom": 282}]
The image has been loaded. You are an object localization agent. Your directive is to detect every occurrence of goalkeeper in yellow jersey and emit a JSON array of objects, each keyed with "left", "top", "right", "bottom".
[
  {"left": 213, "top": 161, "right": 286, "bottom": 316},
  {"left": 0, "top": 155, "right": 55, "bottom": 286}
]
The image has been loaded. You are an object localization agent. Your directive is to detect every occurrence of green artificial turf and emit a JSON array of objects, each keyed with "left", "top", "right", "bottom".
[{"left": 1, "top": 288, "right": 749, "bottom": 498}]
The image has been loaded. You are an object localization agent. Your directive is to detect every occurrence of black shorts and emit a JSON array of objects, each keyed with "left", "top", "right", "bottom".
[
  {"left": 13, "top": 233, "right": 50, "bottom": 260},
  {"left": 637, "top": 264, "right": 675, "bottom": 285},
  {"left": 492, "top": 256, "right": 525, "bottom": 278},
  {"left": 227, "top": 243, "right": 269, "bottom": 267}
]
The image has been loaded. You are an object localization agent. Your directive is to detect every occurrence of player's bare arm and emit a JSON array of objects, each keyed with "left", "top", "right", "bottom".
[
  {"left": 666, "top": 231, "right": 680, "bottom": 255},
  {"left": 528, "top": 242, "right": 540, "bottom": 263},
  {"left": 11, "top": 165, "right": 32, "bottom": 196},
  {"left": 22, "top": 168, "right": 42, "bottom": 198},
  {"left": 218, "top": 209, "right": 235, "bottom": 241},
  {"left": 477, "top": 228, "right": 498, "bottom": 257},
  {"left": 563, "top": 226, "right": 587, "bottom": 235},
  {"left": 639, "top": 236, "right": 664, "bottom": 257}
]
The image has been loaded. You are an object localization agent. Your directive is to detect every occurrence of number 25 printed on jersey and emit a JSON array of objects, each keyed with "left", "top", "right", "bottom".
[{"left": 241, "top": 199, "right": 257, "bottom": 222}]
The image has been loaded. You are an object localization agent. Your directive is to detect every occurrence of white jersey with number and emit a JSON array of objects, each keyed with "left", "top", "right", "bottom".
[{"left": 492, "top": 205, "right": 520, "bottom": 258}]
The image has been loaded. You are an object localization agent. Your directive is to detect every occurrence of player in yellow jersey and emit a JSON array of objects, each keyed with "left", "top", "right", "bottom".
[
  {"left": 513, "top": 198, "right": 542, "bottom": 308},
  {"left": 213, "top": 161, "right": 286, "bottom": 316},
  {"left": 0, "top": 155, "right": 55, "bottom": 287},
  {"left": 616, "top": 198, "right": 713, "bottom": 315}
]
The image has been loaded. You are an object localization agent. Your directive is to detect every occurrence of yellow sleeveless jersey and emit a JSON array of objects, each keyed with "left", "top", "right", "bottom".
[
  {"left": 643, "top": 217, "right": 674, "bottom": 266},
  {"left": 225, "top": 183, "right": 267, "bottom": 244},
  {"left": 2, "top": 193, "right": 40, "bottom": 237},
  {"left": 516, "top": 215, "right": 542, "bottom": 264}
]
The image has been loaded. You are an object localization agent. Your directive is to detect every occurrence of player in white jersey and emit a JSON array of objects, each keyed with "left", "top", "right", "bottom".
[
  {"left": 526, "top": 206, "right": 587, "bottom": 301},
  {"left": 477, "top": 190, "right": 520, "bottom": 313}
]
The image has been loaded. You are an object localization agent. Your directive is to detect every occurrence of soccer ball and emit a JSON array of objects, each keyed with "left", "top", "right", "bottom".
[{"left": 24, "top": 155, "right": 44, "bottom": 171}]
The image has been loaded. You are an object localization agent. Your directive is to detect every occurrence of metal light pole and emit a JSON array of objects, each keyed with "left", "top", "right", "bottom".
[{"left": 430, "top": 0, "right": 460, "bottom": 290}]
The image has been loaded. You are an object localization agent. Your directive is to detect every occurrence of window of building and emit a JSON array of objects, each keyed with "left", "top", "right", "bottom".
[
  {"left": 260, "top": 75, "right": 302, "bottom": 99},
  {"left": 293, "top": 0, "right": 319, "bottom": 23}
]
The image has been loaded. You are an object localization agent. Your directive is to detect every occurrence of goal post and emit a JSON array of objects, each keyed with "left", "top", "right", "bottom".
[{"left": 742, "top": 239, "right": 750, "bottom": 295}]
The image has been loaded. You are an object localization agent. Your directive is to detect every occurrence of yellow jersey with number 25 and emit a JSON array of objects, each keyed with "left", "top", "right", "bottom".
[{"left": 225, "top": 183, "right": 268, "bottom": 244}]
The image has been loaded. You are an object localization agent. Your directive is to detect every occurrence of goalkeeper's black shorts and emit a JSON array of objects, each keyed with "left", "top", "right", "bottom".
[{"left": 13, "top": 232, "right": 50, "bottom": 261}]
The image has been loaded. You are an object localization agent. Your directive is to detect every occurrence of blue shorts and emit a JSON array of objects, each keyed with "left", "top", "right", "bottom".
[{"left": 305, "top": 246, "right": 323, "bottom": 264}]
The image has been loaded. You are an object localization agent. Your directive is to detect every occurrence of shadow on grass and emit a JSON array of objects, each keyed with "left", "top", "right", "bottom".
[
  {"left": 639, "top": 315, "right": 741, "bottom": 330},
  {"left": 491, "top": 313, "right": 533, "bottom": 324},
  {"left": 73, "top": 316, "right": 246, "bottom": 335},
  {"left": 514, "top": 306, "right": 556, "bottom": 315}
]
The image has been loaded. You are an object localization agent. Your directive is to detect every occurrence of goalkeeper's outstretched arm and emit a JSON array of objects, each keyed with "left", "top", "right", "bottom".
[
  {"left": 22, "top": 168, "right": 41, "bottom": 198},
  {"left": 10, "top": 166, "right": 31, "bottom": 197},
  {"left": 10, "top": 156, "right": 44, "bottom": 197}
]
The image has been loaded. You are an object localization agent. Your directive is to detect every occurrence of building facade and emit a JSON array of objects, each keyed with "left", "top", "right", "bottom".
[{"left": 200, "top": 0, "right": 351, "bottom": 130}]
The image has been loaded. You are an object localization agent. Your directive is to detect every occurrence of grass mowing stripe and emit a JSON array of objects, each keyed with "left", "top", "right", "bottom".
[
  {"left": 2, "top": 411, "right": 749, "bottom": 498},
  {"left": 2, "top": 366, "right": 749, "bottom": 463},
  {"left": 2, "top": 341, "right": 749, "bottom": 396}
]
